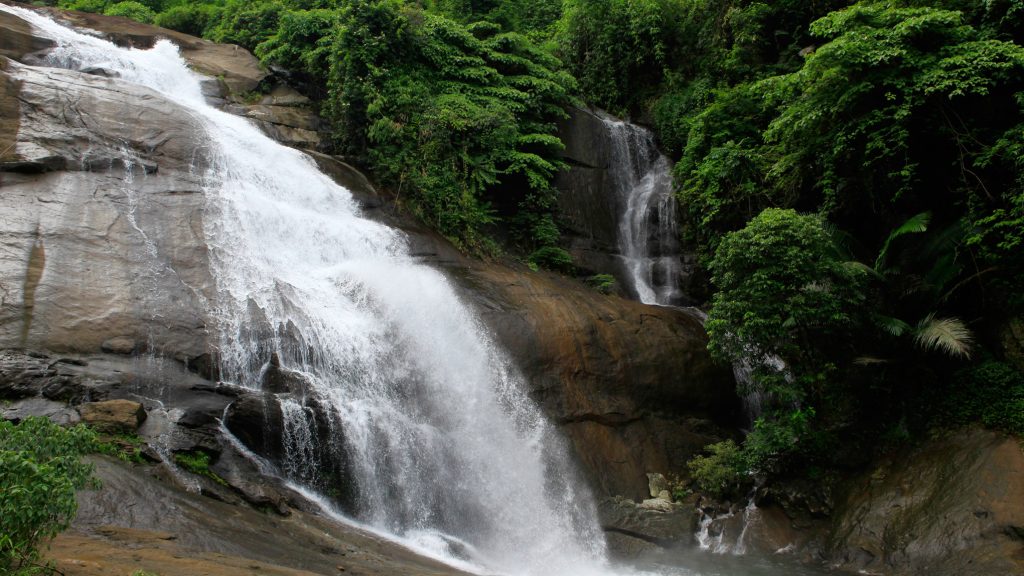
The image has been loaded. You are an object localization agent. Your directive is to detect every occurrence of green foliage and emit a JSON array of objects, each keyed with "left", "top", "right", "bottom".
[
  {"left": 0, "top": 418, "right": 100, "bottom": 574},
  {"left": 256, "top": 8, "right": 338, "bottom": 88},
  {"left": 207, "top": 1, "right": 284, "bottom": 51},
  {"left": 585, "top": 273, "right": 617, "bottom": 294},
  {"left": 154, "top": 4, "right": 217, "bottom": 36},
  {"left": 707, "top": 208, "right": 868, "bottom": 402},
  {"left": 329, "top": 1, "right": 573, "bottom": 252},
  {"left": 103, "top": 1, "right": 156, "bottom": 23},
  {"left": 936, "top": 360, "right": 1024, "bottom": 435},
  {"left": 687, "top": 440, "right": 750, "bottom": 499},
  {"left": 174, "top": 449, "right": 227, "bottom": 486},
  {"left": 558, "top": 0, "right": 688, "bottom": 113},
  {"left": 57, "top": 0, "right": 109, "bottom": 13}
]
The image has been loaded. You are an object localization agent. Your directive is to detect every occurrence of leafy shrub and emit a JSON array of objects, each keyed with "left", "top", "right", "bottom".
[
  {"left": 103, "top": 1, "right": 156, "bottom": 23},
  {"left": 154, "top": 4, "right": 217, "bottom": 36},
  {"left": 527, "top": 246, "right": 573, "bottom": 273},
  {"left": 586, "top": 273, "right": 617, "bottom": 294},
  {"left": 57, "top": 0, "right": 108, "bottom": 13},
  {"left": 329, "top": 1, "right": 573, "bottom": 252},
  {"left": 687, "top": 440, "right": 750, "bottom": 499},
  {"left": 0, "top": 417, "right": 100, "bottom": 574},
  {"left": 207, "top": 1, "right": 284, "bottom": 51}
]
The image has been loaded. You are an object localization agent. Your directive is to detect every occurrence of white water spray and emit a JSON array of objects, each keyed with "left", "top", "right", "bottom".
[
  {"left": 602, "top": 116, "right": 683, "bottom": 306},
  {"left": 5, "top": 6, "right": 611, "bottom": 575}
]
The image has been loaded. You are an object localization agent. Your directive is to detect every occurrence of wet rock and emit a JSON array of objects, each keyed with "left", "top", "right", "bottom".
[
  {"left": 223, "top": 392, "right": 286, "bottom": 464},
  {"left": 604, "top": 532, "right": 660, "bottom": 559},
  {"left": 598, "top": 496, "right": 698, "bottom": 547},
  {"left": 0, "top": 8, "right": 55, "bottom": 60},
  {"left": 79, "top": 399, "right": 146, "bottom": 433},
  {"left": 31, "top": 6, "right": 267, "bottom": 95}
]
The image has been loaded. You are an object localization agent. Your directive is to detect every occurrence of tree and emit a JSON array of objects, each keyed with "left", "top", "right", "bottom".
[{"left": 707, "top": 208, "right": 868, "bottom": 403}]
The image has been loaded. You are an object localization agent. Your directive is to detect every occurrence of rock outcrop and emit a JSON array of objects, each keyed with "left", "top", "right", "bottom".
[
  {"left": 827, "top": 428, "right": 1024, "bottom": 575},
  {"left": 0, "top": 56, "right": 214, "bottom": 361}
]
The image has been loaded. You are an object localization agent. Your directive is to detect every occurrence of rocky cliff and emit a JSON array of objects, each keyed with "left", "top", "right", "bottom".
[{"left": 0, "top": 0, "right": 733, "bottom": 547}]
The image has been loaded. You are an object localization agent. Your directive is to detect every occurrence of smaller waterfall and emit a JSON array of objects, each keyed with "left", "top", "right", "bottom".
[{"left": 602, "top": 117, "right": 684, "bottom": 306}]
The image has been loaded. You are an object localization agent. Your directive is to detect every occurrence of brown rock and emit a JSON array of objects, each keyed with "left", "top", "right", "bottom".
[
  {"left": 0, "top": 7, "right": 54, "bottom": 60},
  {"left": 79, "top": 399, "right": 146, "bottom": 433},
  {"left": 827, "top": 428, "right": 1024, "bottom": 576}
]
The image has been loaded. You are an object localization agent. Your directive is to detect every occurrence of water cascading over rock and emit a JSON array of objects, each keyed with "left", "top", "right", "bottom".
[
  {"left": 2, "top": 6, "right": 612, "bottom": 575},
  {"left": 602, "top": 116, "right": 685, "bottom": 306}
]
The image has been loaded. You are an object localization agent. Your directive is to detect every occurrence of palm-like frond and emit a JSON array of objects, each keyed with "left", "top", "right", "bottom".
[
  {"left": 914, "top": 314, "right": 973, "bottom": 359},
  {"left": 875, "top": 211, "right": 931, "bottom": 272},
  {"left": 874, "top": 314, "right": 912, "bottom": 337}
]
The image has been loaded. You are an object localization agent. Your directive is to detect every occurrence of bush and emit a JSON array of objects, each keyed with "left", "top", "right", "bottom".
[
  {"left": 154, "top": 4, "right": 216, "bottom": 37},
  {"left": 687, "top": 440, "right": 750, "bottom": 499},
  {"left": 103, "top": 0, "right": 156, "bottom": 23},
  {"left": 527, "top": 246, "right": 573, "bottom": 273},
  {"left": 586, "top": 273, "right": 617, "bottom": 294},
  {"left": 0, "top": 417, "right": 100, "bottom": 573},
  {"left": 57, "top": 0, "right": 108, "bottom": 13},
  {"left": 937, "top": 360, "right": 1024, "bottom": 435}
]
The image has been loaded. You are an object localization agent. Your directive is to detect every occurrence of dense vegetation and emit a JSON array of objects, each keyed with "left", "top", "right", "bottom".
[
  {"left": 46, "top": 0, "right": 1024, "bottom": 496},
  {"left": 563, "top": 0, "right": 1024, "bottom": 493},
  {"left": 0, "top": 418, "right": 100, "bottom": 575}
]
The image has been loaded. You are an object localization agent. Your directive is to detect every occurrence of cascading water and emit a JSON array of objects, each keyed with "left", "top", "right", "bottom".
[
  {"left": 5, "top": 6, "right": 610, "bottom": 575},
  {"left": 602, "top": 117, "right": 684, "bottom": 306}
]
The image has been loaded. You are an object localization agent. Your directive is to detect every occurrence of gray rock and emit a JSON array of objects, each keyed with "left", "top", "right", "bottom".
[
  {"left": 1, "top": 396, "right": 80, "bottom": 425},
  {"left": 0, "top": 59, "right": 214, "bottom": 359},
  {"left": 598, "top": 496, "right": 698, "bottom": 545},
  {"left": 647, "top": 472, "right": 668, "bottom": 498}
]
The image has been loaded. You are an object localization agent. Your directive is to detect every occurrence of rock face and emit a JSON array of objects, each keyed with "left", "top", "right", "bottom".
[
  {"left": 554, "top": 106, "right": 702, "bottom": 302},
  {"left": 0, "top": 56, "right": 214, "bottom": 361},
  {"left": 826, "top": 428, "right": 1024, "bottom": 576},
  {"left": 555, "top": 107, "right": 624, "bottom": 282}
]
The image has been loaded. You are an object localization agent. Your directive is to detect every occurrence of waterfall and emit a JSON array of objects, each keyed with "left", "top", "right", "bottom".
[
  {"left": 6, "top": 6, "right": 612, "bottom": 575},
  {"left": 602, "top": 117, "right": 683, "bottom": 306}
]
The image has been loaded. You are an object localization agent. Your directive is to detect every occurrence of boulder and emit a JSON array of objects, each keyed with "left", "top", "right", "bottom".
[
  {"left": 598, "top": 495, "right": 698, "bottom": 554},
  {"left": 79, "top": 399, "right": 146, "bottom": 433}
]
